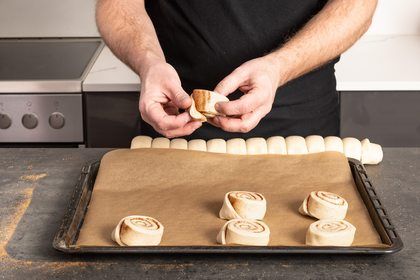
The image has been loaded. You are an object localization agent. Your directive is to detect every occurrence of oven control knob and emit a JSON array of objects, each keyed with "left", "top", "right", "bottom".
[
  {"left": 0, "top": 113, "right": 12, "bottom": 129},
  {"left": 22, "top": 113, "right": 38, "bottom": 129},
  {"left": 49, "top": 112, "right": 65, "bottom": 129}
]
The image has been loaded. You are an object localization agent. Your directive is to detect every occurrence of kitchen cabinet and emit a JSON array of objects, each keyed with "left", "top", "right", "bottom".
[
  {"left": 340, "top": 91, "right": 420, "bottom": 147},
  {"left": 84, "top": 92, "right": 139, "bottom": 147}
]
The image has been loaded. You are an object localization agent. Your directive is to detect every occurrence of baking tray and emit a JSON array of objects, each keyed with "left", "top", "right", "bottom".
[{"left": 53, "top": 158, "right": 403, "bottom": 254}]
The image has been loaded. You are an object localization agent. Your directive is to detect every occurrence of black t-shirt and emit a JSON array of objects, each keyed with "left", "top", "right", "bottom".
[{"left": 141, "top": 0, "right": 340, "bottom": 139}]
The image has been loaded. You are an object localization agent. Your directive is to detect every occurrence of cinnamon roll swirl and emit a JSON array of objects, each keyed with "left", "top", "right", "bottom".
[
  {"left": 111, "top": 215, "right": 164, "bottom": 246},
  {"left": 306, "top": 219, "right": 356, "bottom": 246},
  {"left": 219, "top": 191, "right": 267, "bottom": 220},
  {"left": 217, "top": 219, "right": 270, "bottom": 246},
  {"left": 299, "top": 191, "right": 348, "bottom": 220}
]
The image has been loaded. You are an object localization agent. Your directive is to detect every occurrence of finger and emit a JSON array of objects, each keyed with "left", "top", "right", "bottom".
[
  {"left": 146, "top": 103, "right": 191, "bottom": 131},
  {"left": 212, "top": 107, "right": 266, "bottom": 133},
  {"left": 215, "top": 90, "right": 264, "bottom": 116},
  {"left": 168, "top": 86, "right": 192, "bottom": 110},
  {"left": 214, "top": 67, "right": 248, "bottom": 96},
  {"left": 157, "top": 121, "right": 202, "bottom": 138},
  {"left": 163, "top": 102, "right": 179, "bottom": 115}
]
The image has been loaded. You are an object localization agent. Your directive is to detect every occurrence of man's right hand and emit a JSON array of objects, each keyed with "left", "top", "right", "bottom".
[{"left": 139, "top": 61, "right": 202, "bottom": 138}]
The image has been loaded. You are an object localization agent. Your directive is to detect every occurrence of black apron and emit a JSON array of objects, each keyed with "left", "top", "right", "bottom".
[{"left": 138, "top": 0, "right": 340, "bottom": 140}]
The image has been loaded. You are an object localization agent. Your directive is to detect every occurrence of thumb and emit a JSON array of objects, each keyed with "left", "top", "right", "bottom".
[
  {"left": 214, "top": 67, "right": 248, "bottom": 96},
  {"left": 169, "top": 86, "right": 192, "bottom": 110}
]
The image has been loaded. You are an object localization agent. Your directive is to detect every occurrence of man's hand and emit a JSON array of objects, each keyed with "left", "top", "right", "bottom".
[
  {"left": 139, "top": 61, "right": 202, "bottom": 138},
  {"left": 210, "top": 55, "right": 282, "bottom": 133}
]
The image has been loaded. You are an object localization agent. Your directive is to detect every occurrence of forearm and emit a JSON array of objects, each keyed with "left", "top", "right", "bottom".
[
  {"left": 96, "top": 0, "right": 165, "bottom": 77},
  {"left": 269, "top": 0, "right": 378, "bottom": 86}
]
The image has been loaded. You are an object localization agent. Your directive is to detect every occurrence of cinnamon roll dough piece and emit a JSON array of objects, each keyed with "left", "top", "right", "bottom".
[
  {"left": 285, "top": 136, "right": 308, "bottom": 155},
  {"left": 188, "top": 139, "right": 207, "bottom": 151},
  {"left": 246, "top": 138, "right": 268, "bottom": 155},
  {"left": 324, "top": 136, "right": 344, "bottom": 153},
  {"left": 217, "top": 219, "right": 270, "bottom": 246},
  {"left": 266, "top": 136, "right": 287, "bottom": 154},
  {"left": 207, "top": 139, "right": 227, "bottom": 153},
  {"left": 361, "top": 138, "right": 383, "bottom": 165},
  {"left": 305, "top": 135, "right": 325, "bottom": 153},
  {"left": 219, "top": 191, "right": 267, "bottom": 220},
  {"left": 170, "top": 138, "right": 188, "bottom": 150},
  {"left": 306, "top": 219, "right": 356, "bottom": 246},
  {"left": 189, "top": 89, "right": 229, "bottom": 119},
  {"left": 342, "top": 137, "right": 362, "bottom": 161},
  {"left": 189, "top": 97, "right": 207, "bottom": 122},
  {"left": 131, "top": 136, "right": 152, "bottom": 149},
  {"left": 151, "top": 137, "right": 170, "bottom": 149},
  {"left": 226, "top": 138, "right": 247, "bottom": 155},
  {"left": 111, "top": 215, "right": 164, "bottom": 246},
  {"left": 299, "top": 191, "right": 348, "bottom": 220}
]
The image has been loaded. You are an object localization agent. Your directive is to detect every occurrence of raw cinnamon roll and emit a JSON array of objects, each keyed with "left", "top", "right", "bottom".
[
  {"left": 111, "top": 215, "right": 164, "bottom": 246},
  {"left": 246, "top": 138, "right": 268, "bottom": 155},
  {"left": 131, "top": 136, "right": 152, "bottom": 149},
  {"left": 207, "top": 138, "right": 227, "bottom": 153},
  {"left": 285, "top": 136, "right": 308, "bottom": 155},
  {"left": 306, "top": 219, "right": 356, "bottom": 246},
  {"left": 305, "top": 135, "right": 325, "bottom": 153},
  {"left": 151, "top": 137, "right": 170, "bottom": 149},
  {"left": 266, "top": 136, "right": 287, "bottom": 154},
  {"left": 219, "top": 191, "right": 267, "bottom": 220},
  {"left": 189, "top": 89, "right": 229, "bottom": 119},
  {"left": 324, "top": 136, "right": 344, "bottom": 153},
  {"left": 170, "top": 138, "right": 188, "bottom": 150},
  {"left": 299, "top": 191, "right": 348, "bottom": 220},
  {"left": 217, "top": 219, "right": 270, "bottom": 246},
  {"left": 361, "top": 138, "right": 383, "bottom": 165},
  {"left": 342, "top": 137, "right": 362, "bottom": 161}
]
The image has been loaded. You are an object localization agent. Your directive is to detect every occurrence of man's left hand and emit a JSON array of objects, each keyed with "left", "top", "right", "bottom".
[{"left": 210, "top": 55, "right": 283, "bottom": 133}]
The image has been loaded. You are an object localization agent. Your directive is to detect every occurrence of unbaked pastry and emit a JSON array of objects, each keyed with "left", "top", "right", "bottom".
[
  {"left": 299, "top": 191, "right": 348, "bottom": 220},
  {"left": 361, "top": 138, "right": 383, "bottom": 165},
  {"left": 170, "top": 138, "right": 188, "bottom": 150},
  {"left": 207, "top": 139, "right": 227, "bottom": 153},
  {"left": 266, "top": 136, "right": 287, "bottom": 154},
  {"left": 111, "top": 215, "right": 164, "bottom": 246},
  {"left": 217, "top": 219, "right": 270, "bottom": 246},
  {"left": 305, "top": 219, "right": 356, "bottom": 246},
  {"left": 324, "top": 136, "right": 344, "bottom": 153},
  {"left": 188, "top": 139, "right": 207, "bottom": 151},
  {"left": 151, "top": 137, "right": 170, "bottom": 149},
  {"left": 219, "top": 191, "right": 267, "bottom": 220},
  {"left": 189, "top": 89, "right": 229, "bottom": 120},
  {"left": 189, "top": 97, "right": 207, "bottom": 122},
  {"left": 342, "top": 137, "right": 362, "bottom": 161},
  {"left": 246, "top": 138, "right": 268, "bottom": 155},
  {"left": 305, "top": 135, "right": 325, "bottom": 154},
  {"left": 226, "top": 138, "right": 247, "bottom": 155},
  {"left": 131, "top": 136, "right": 152, "bottom": 149},
  {"left": 285, "top": 136, "right": 308, "bottom": 155}
]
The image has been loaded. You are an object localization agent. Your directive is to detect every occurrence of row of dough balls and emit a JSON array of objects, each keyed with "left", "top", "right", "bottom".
[{"left": 131, "top": 135, "right": 383, "bottom": 164}]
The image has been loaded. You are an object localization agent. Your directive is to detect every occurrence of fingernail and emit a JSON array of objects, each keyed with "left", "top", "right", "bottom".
[{"left": 215, "top": 104, "right": 220, "bottom": 111}]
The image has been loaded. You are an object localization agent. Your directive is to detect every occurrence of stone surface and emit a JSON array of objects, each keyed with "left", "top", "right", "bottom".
[{"left": 0, "top": 148, "right": 419, "bottom": 279}]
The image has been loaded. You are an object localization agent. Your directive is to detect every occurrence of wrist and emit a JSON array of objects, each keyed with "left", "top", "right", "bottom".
[
  {"left": 134, "top": 51, "right": 166, "bottom": 79},
  {"left": 265, "top": 49, "right": 295, "bottom": 87}
]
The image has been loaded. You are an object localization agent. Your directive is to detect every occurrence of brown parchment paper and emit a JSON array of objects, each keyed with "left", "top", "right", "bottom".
[{"left": 76, "top": 149, "right": 386, "bottom": 247}]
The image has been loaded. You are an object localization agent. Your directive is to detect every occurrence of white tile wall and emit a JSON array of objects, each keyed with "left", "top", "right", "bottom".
[
  {"left": 0, "top": 0, "right": 419, "bottom": 37},
  {"left": 0, "top": 0, "right": 99, "bottom": 37},
  {"left": 367, "top": 0, "right": 420, "bottom": 35}
]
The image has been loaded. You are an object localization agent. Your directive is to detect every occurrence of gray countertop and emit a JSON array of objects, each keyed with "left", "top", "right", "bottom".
[{"left": 0, "top": 148, "right": 419, "bottom": 279}]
